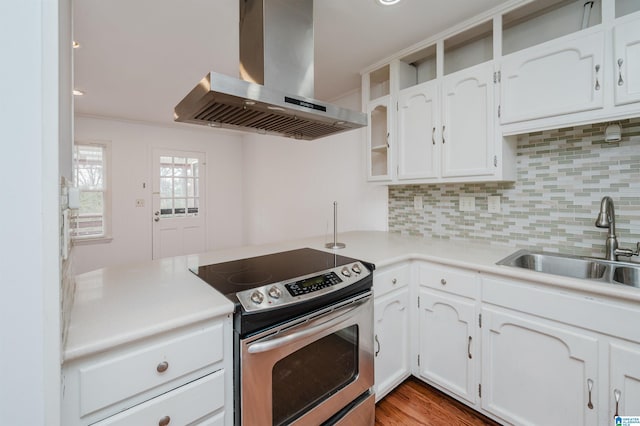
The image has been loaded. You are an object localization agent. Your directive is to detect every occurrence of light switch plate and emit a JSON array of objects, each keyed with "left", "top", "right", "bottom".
[
  {"left": 459, "top": 196, "right": 475, "bottom": 212},
  {"left": 488, "top": 196, "right": 501, "bottom": 213}
]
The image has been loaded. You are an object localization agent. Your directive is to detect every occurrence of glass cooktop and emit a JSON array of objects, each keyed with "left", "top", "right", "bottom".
[{"left": 190, "top": 248, "right": 363, "bottom": 297}]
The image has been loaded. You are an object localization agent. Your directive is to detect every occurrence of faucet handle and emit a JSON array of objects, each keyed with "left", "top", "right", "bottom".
[{"left": 614, "top": 242, "right": 640, "bottom": 258}]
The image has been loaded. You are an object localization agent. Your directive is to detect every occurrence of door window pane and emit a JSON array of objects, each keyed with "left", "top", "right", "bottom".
[{"left": 158, "top": 155, "right": 201, "bottom": 218}]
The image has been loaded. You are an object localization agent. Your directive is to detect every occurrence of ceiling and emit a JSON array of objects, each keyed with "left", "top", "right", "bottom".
[{"left": 73, "top": 0, "right": 509, "bottom": 126}]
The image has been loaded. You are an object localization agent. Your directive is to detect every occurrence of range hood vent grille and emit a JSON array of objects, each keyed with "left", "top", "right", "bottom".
[{"left": 194, "top": 101, "right": 347, "bottom": 140}]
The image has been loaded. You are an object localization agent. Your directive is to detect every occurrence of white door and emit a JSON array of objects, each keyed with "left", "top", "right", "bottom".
[
  {"left": 613, "top": 15, "right": 640, "bottom": 106},
  {"left": 441, "top": 62, "right": 495, "bottom": 178},
  {"left": 481, "top": 306, "right": 599, "bottom": 426},
  {"left": 418, "top": 287, "right": 477, "bottom": 405},
  {"left": 152, "top": 150, "right": 206, "bottom": 260},
  {"left": 500, "top": 30, "right": 605, "bottom": 123},
  {"left": 397, "top": 80, "right": 440, "bottom": 180},
  {"left": 374, "top": 287, "right": 410, "bottom": 401}
]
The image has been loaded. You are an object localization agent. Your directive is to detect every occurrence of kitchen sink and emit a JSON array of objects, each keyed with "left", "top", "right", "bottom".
[
  {"left": 497, "top": 249, "right": 640, "bottom": 288},
  {"left": 613, "top": 267, "right": 640, "bottom": 288},
  {"left": 502, "top": 251, "right": 607, "bottom": 280}
]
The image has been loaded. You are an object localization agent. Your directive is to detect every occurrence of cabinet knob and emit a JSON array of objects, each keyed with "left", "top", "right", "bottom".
[
  {"left": 392, "top": 278, "right": 397, "bottom": 285},
  {"left": 156, "top": 361, "right": 169, "bottom": 373},
  {"left": 159, "top": 415, "right": 171, "bottom": 426},
  {"left": 440, "top": 279, "right": 447, "bottom": 285}
]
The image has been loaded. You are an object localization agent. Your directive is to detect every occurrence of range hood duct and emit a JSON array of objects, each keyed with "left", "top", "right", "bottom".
[{"left": 174, "top": 0, "right": 367, "bottom": 140}]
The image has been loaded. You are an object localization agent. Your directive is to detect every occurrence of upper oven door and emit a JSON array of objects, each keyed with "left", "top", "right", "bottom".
[{"left": 240, "top": 293, "right": 374, "bottom": 426}]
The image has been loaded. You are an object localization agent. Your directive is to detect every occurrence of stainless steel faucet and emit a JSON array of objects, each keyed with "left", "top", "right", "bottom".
[{"left": 595, "top": 196, "right": 640, "bottom": 261}]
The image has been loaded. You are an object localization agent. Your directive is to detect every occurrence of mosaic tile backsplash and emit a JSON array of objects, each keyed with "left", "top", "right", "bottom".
[{"left": 389, "top": 118, "right": 640, "bottom": 259}]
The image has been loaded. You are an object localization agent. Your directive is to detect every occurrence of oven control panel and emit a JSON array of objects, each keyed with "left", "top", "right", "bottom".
[{"left": 236, "top": 262, "right": 370, "bottom": 312}]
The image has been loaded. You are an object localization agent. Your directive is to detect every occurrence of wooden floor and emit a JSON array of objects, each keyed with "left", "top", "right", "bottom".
[{"left": 375, "top": 378, "right": 501, "bottom": 426}]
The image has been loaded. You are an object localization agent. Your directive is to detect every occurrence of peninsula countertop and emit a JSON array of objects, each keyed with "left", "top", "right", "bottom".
[{"left": 65, "top": 231, "right": 640, "bottom": 362}]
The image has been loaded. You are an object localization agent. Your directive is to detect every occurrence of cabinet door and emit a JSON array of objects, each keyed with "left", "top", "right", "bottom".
[
  {"left": 417, "top": 287, "right": 477, "bottom": 405},
  {"left": 500, "top": 30, "right": 605, "bottom": 124},
  {"left": 441, "top": 62, "right": 495, "bottom": 178},
  {"left": 613, "top": 15, "right": 640, "bottom": 106},
  {"left": 609, "top": 341, "right": 640, "bottom": 419},
  {"left": 374, "top": 287, "right": 410, "bottom": 401},
  {"left": 367, "top": 97, "right": 392, "bottom": 181},
  {"left": 481, "top": 306, "right": 599, "bottom": 426},
  {"left": 397, "top": 81, "right": 439, "bottom": 180}
]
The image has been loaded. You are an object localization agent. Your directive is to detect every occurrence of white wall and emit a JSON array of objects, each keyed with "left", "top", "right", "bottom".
[
  {"left": 74, "top": 117, "right": 245, "bottom": 273},
  {"left": 0, "top": 1, "right": 65, "bottom": 424},
  {"left": 242, "top": 91, "right": 388, "bottom": 246}
]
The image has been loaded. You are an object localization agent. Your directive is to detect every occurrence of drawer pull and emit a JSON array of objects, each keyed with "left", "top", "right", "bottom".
[
  {"left": 587, "top": 378, "right": 594, "bottom": 409},
  {"left": 392, "top": 278, "right": 397, "bottom": 285},
  {"left": 440, "top": 279, "right": 447, "bottom": 285},
  {"left": 467, "top": 336, "right": 472, "bottom": 359},
  {"left": 159, "top": 415, "right": 171, "bottom": 426},
  {"left": 156, "top": 361, "right": 169, "bottom": 373},
  {"left": 375, "top": 334, "right": 380, "bottom": 357},
  {"left": 614, "top": 389, "right": 621, "bottom": 417}
]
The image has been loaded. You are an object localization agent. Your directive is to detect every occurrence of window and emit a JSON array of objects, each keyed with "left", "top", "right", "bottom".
[
  {"left": 72, "top": 141, "right": 111, "bottom": 241},
  {"left": 159, "top": 155, "right": 200, "bottom": 218}
]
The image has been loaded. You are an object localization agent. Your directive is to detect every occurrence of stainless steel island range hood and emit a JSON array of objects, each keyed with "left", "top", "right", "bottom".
[{"left": 174, "top": 0, "right": 367, "bottom": 140}]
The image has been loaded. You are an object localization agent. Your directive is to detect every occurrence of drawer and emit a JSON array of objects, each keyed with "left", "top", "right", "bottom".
[
  {"left": 93, "top": 369, "right": 225, "bottom": 426},
  {"left": 374, "top": 263, "right": 410, "bottom": 298},
  {"left": 418, "top": 263, "right": 479, "bottom": 298},
  {"left": 79, "top": 322, "right": 224, "bottom": 417}
]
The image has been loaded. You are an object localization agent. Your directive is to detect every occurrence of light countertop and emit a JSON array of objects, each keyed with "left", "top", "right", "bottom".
[{"left": 65, "top": 231, "right": 640, "bottom": 362}]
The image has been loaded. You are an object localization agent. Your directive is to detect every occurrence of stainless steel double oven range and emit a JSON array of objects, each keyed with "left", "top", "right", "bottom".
[{"left": 191, "top": 248, "right": 375, "bottom": 425}]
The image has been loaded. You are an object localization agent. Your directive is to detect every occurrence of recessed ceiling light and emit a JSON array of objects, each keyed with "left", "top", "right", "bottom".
[
  {"left": 73, "top": 89, "right": 84, "bottom": 96},
  {"left": 376, "top": 0, "right": 401, "bottom": 5},
  {"left": 72, "top": 41, "right": 80, "bottom": 48}
]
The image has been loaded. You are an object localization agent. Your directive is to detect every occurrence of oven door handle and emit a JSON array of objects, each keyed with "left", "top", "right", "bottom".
[{"left": 247, "top": 297, "right": 368, "bottom": 354}]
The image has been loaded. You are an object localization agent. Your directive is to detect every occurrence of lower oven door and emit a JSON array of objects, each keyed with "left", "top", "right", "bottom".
[{"left": 240, "top": 292, "right": 374, "bottom": 426}]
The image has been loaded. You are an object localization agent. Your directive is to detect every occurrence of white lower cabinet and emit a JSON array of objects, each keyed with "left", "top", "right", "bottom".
[
  {"left": 374, "top": 286, "right": 410, "bottom": 401},
  {"left": 372, "top": 261, "right": 640, "bottom": 426},
  {"left": 609, "top": 340, "right": 640, "bottom": 419},
  {"left": 417, "top": 288, "right": 477, "bottom": 405},
  {"left": 480, "top": 305, "right": 599, "bottom": 426},
  {"left": 373, "top": 263, "right": 411, "bottom": 401},
  {"left": 62, "top": 316, "right": 232, "bottom": 426}
]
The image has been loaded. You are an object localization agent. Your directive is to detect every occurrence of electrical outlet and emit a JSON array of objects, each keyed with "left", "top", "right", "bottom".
[
  {"left": 488, "top": 196, "right": 501, "bottom": 213},
  {"left": 414, "top": 196, "right": 423, "bottom": 211},
  {"left": 135, "top": 199, "right": 145, "bottom": 207},
  {"left": 459, "top": 196, "right": 475, "bottom": 212}
]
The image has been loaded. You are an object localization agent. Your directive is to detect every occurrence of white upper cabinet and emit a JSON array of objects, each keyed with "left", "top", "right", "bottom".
[
  {"left": 397, "top": 80, "right": 439, "bottom": 180},
  {"left": 362, "top": 19, "right": 515, "bottom": 185},
  {"left": 365, "top": 66, "right": 393, "bottom": 181},
  {"left": 362, "top": 0, "right": 640, "bottom": 184},
  {"left": 500, "top": 30, "right": 605, "bottom": 124},
  {"left": 613, "top": 13, "right": 640, "bottom": 106},
  {"left": 442, "top": 62, "right": 495, "bottom": 178}
]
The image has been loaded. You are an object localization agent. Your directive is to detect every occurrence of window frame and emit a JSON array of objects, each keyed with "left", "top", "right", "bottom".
[{"left": 71, "top": 140, "right": 113, "bottom": 244}]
